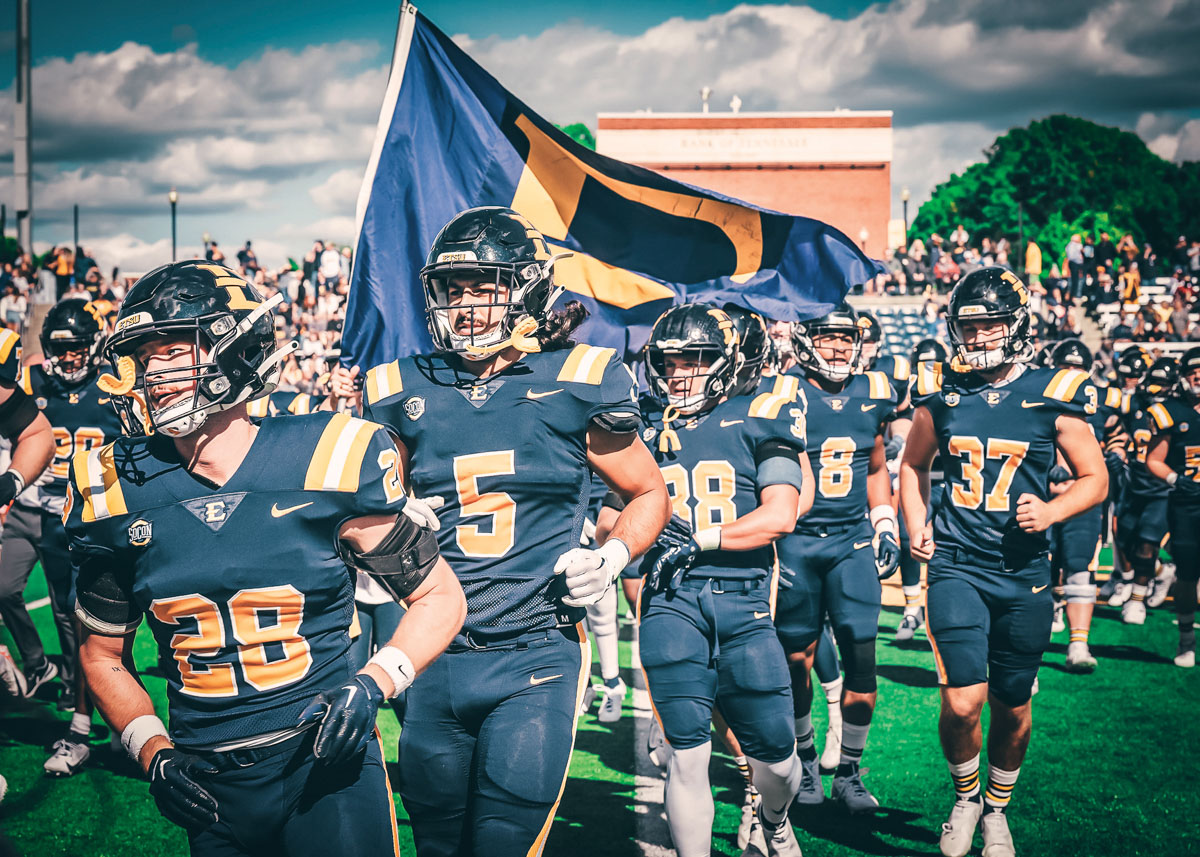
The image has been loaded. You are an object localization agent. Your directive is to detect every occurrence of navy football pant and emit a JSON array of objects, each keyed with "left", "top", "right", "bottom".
[
  {"left": 639, "top": 578, "right": 795, "bottom": 763},
  {"left": 398, "top": 626, "right": 589, "bottom": 857},
  {"left": 185, "top": 729, "right": 397, "bottom": 857}
]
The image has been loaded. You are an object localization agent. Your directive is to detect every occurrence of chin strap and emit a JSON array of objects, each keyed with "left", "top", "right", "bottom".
[
  {"left": 97, "top": 355, "right": 138, "bottom": 395},
  {"left": 463, "top": 315, "right": 543, "bottom": 358},
  {"left": 658, "top": 404, "right": 682, "bottom": 454}
]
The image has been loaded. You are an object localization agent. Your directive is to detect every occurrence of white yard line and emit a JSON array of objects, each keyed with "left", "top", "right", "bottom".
[
  {"left": 632, "top": 686, "right": 675, "bottom": 857},
  {"left": 24, "top": 596, "right": 49, "bottom": 610}
]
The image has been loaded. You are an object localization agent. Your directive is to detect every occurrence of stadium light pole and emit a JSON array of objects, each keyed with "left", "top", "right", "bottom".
[
  {"left": 901, "top": 186, "right": 910, "bottom": 241},
  {"left": 168, "top": 188, "right": 178, "bottom": 261}
]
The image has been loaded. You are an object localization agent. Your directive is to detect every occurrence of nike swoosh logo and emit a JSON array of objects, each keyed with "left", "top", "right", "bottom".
[
  {"left": 526, "top": 389, "right": 563, "bottom": 399},
  {"left": 853, "top": 541, "right": 872, "bottom": 550},
  {"left": 720, "top": 419, "right": 744, "bottom": 427},
  {"left": 530, "top": 674, "right": 563, "bottom": 686},
  {"left": 754, "top": 611, "right": 771, "bottom": 619},
  {"left": 1021, "top": 400, "right": 1045, "bottom": 408},
  {"left": 861, "top": 403, "right": 876, "bottom": 412},
  {"left": 1032, "top": 584, "right": 1048, "bottom": 593},
  {"left": 271, "top": 502, "right": 313, "bottom": 518},
  {"left": 97, "top": 397, "right": 111, "bottom": 405}
]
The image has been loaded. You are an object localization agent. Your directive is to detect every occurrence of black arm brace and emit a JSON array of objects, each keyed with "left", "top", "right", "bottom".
[
  {"left": 591, "top": 410, "right": 641, "bottom": 434},
  {"left": 74, "top": 545, "right": 143, "bottom": 635},
  {"left": 338, "top": 513, "right": 441, "bottom": 602}
]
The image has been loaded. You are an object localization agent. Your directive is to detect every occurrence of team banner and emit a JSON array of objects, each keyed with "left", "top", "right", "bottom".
[{"left": 344, "top": 2, "right": 884, "bottom": 367}]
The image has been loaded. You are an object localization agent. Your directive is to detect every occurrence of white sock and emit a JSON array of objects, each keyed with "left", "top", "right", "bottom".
[
  {"left": 902, "top": 584, "right": 922, "bottom": 614},
  {"left": 794, "top": 713, "right": 815, "bottom": 751},
  {"left": 984, "top": 765, "right": 1021, "bottom": 813},
  {"left": 70, "top": 712, "right": 91, "bottom": 737},
  {"left": 664, "top": 743, "right": 714, "bottom": 857},
  {"left": 748, "top": 753, "right": 802, "bottom": 827},
  {"left": 821, "top": 677, "right": 844, "bottom": 730},
  {"left": 586, "top": 586, "right": 620, "bottom": 682},
  {"left": 839, "top": 721, "right": 870, "bottom": 766}
]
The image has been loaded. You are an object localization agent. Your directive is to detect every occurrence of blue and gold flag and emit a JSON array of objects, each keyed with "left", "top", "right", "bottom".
[{"left": 345, "top": 3, "right": 884, "bottom": 367}]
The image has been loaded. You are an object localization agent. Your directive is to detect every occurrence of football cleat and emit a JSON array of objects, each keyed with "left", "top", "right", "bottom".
[
  {"left": 1108, "top": 581, "right": 1133, "bottom": 607},
  {"left": 1050, "top": 604, "right": 1065, "bottom": 634},
  {"left": 1148, "top": 563, "right": 1176, "bottom": 609},
  {"left": 820, "top": 722, "right": 842, "bottom": 772},
  {"left": 831, "top": 763, "right": 880, "bottom": 814},
  {"left": 578, "top": 683, "right": 597, "bottom": 717},
  {"left": 895, "top": 611, "right": 924, "bottom": 642},
  {"left": 793, "top": 755, "right": 824, "bottom": 805},
  {"left": 939, "top": 797, "right": 983, "bottom": 857},
  {"left": 23, "top": 661, "right": 58, "bottom": 699},
  {"left": 1121, "top": 600, "right": 1146, "bottom": 625},
  {"left": 44, "top": 737, "right": 91, "bottom": 777},
  {"left": 1030, "top": 675, "right": 1039, "bottom": 696},
  {"left": 646, "top": 717, "right": 672, "bottom": 768},
  {"left": 738, "top": 787, "right": 763, "bottom": 851},
  {"left": 1097, "top": 574, "right": 1119, "bottom": 601},
  {"left": 598, "top": 679, "right": 627, "bottom": 724},
  {"left": 980, "top": 811, "right": 1016, "bottom": 857},
  {"left": 0, "top": 646, "right": 27, "bottom": 698},
  {"left": 759, "top": 812, "right": 804, "bottom": 857},
  {"left": 1065, "top": 641, "right": 1097, "bottom": 673},
  {"left": 1175, "top": 644, "right": 1196, "bottom": 669}
]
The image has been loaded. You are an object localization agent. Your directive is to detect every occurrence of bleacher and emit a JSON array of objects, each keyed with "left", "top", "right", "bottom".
[
  {"left": 852, "top": 301, "right": 940, "bottom": 361},
  {"left": 1094, "top": 277, "right": 1178, "bottom": 333}
]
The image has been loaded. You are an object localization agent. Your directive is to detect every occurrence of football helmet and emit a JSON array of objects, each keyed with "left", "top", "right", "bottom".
[
  {"left": 946, "top": 267, "right": 1032, "bottom": 370},
  {"left": 40, "top": 298, "right": 105, "bottom": 384},
  {"left": 1141, "top": 356, "right": 1179, "bottom": 402},
  {"left": 721, "top": 303, "right": 768, "bottom": 396},
  {"left": 420, "top": 207, "right": 567, "bottom": 360},
  {"left": 791, "top": 302, "right": 862, "bottom": 383},
  {"left": 102, "top": 261, "right": 294, "bottom": 438},
  {"left": 857, "top": 311, "right": 883, "bottom": 370},
  {"left": 1115, "top": 346, "right": 1152, "bottom": 386},
  {"left": 643, "top": 303, "right": 741, "bottom": 416},
  {"left": 1179, "top": 347, "right": 1200, "bottom": 399},
  {"left": 1050, "top": 339, "right": 1093, "bottom": 371},
  {"left": 911, "top": 337, "right": 949, "bottom": 366}
]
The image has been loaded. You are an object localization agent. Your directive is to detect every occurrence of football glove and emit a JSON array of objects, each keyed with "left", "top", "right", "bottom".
[
  {"left": 402, "top": 495, "right": 443, "bottom": 531},
  {"left": 148, "top": 748, "right": 220, "bottom": 829},
  {"left": 298, "top": 674, "right": 385, "bottom": 766},
  {"left": 554, "top": 538, "right": 630, "bottom": 607},
  {"left": 874, "top": 531, "right": 901, "bottom": 580},
  {"left": 0, "top": 471, "right": 23, "bottom": 507},
  {"left": 645, "top": 515, "right": 701, "bottom": 594}
]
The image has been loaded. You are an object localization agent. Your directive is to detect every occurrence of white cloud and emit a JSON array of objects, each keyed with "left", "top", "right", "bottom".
[{"left": 308, "top": 168, "right": 364, "bottom": 214}]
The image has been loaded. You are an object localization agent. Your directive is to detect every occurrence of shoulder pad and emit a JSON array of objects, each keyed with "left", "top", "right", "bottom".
[
  {"left": 1148, "top": 402, "right": 1174, "bottom": 431},
  {"left": 914, "top": 361, "right": 944, "bottom": 397},
  {"left": 770, "top": 372, "right": 800, "bottom": 402},
  {"left": 20, "top": 366, "right": 33, "bottom": 397},
  {"left": 1042, "top": 368, "right": 1090, "bottom": 403},
  {"left": 865, "top": 370, "right": 893, "bottom": 400},
  {"left": 304, "top": 413, "right": 385, "bottom": 492},
  {"left": 288, "top": 393, "right": 313, "bottom": 415},
  {"left": 557, "top": 344, "right": 616, "bottom": 385},
  {"left": 365, "top": 360, "right": 403, "bottom": 404},
  {"left": 246, "top": 396, "right": 271, "bottom": 418},
  {"left": 748, "top": 381, "right": 797, "bottom": 419},
  {"left": 0, "top": 329, "right": 21, "bottom": 385},
  {"left": 890, "top": 355, "right": 911, "bottom": 382},
  {"left": 1104, "top": 386, "right": 1123, "bottom": 410},
  {"left": 71, "top": 443, "right": 128, "bottom": 523}
]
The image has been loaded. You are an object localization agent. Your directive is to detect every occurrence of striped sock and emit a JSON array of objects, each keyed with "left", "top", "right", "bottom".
[
  {"left": 984, "top": 765, "right": 1021, "bottom": 814},
  {"left": 734, "top": 755, "right": 756, "bottom": 793},
  {"left": 795, "top": 714, "right": 817, "bottom": 760},
  {"left": 902, "top": 585, "right": 922, "bottom": 613},
  {"left": 1069, "top": 626, "right": 1089, "bottom": 646},
  {"left": 1131, "top": 583, "right": 1148, "bottom": 602},
  {"left": 822, "top": 676, "right": 844, "bottom": 729},
  {"left": 839, "top": 722, "right": 870, "bottom": 767},
  {"left": 948, "top": 755, "right": 981, "bottom": 801}
]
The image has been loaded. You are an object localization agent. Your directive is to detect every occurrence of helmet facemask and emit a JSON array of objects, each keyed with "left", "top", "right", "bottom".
[
  {"left": 645, "top": 346, "right": 739, "bottom": 416},
  {"left": 949, "top": 309, "right": 1031, "bottom": 371},
  {"left": 44, "top": 334, "right": 102, "bottom": 384},
  {"left": 793, "top": 322, "right": 861, "bottom": 383}
]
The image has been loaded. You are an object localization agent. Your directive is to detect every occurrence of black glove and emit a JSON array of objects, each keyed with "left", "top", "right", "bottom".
[
  {"left": 875, "top": 531, "right": 901, "bottom": 580},
  {"left": 1048, "top": 465, "right": 1073, "bottom": 484},
  {"left": 148, "top": 748, "right": 220, "bottom": 829},
  {"left": 0, "top": 471, "right": 22, "bottom": 507},
  {"left": 298, "top": 673, "right": 384, "bottom": 765},
  {"left": 645, "top": 515, "right": 700, "bottom": 594},
  {"left": 884, "top": 434, "right": 905, "bottom": 460}
]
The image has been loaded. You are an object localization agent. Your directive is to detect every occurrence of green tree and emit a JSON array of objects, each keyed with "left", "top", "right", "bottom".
[
  {"left": 555, "top": 122, "right": 596, "bottom": 151},
  {"left": 911, "top": 115, "right": 1200, "bottom": 263}
]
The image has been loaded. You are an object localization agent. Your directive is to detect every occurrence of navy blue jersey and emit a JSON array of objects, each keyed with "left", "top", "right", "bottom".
[
  {"left": 1088, "top": 384, "right": 1123, "bottom": 442},
  {"left": 637, "top": 383, "right": 806, "bottom": 581},
  {"left": 362, "top": 344, "right": 639, "bottom": 638},
  {"left": 912, "top": 363, "right": 1097, "bottom": 558},
  {"left": 66, "top": 413, "right": 406, "bottom": 746},
  {"left": 1148, "top": 397, "right": 1200, "bottom": 500},
  {"left": 788, "top": 369, "right": 896, "bottom": 525},
  {"left": 0, "top": 329, "right": 21, "bottom": 385},
  {"left": 864, "top": 354, "right": 911, "bottom": 415},
  {"left": 1121, "top": 391, "right": 1170, "bottom": 498},
  {"left": 24, "top": 366, "right": 125, "bottom": 510},
  {"left": 246, "top": 390, "right": 325, "bottom": 418}
]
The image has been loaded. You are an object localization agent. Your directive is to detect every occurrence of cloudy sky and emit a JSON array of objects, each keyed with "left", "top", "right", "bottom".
[{"left": 1, "top": 0, "right": 1198, "bottom": 273}]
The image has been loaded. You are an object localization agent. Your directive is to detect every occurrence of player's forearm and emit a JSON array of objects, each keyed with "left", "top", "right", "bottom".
[
  {"left": 717, "top": 485, "right": 799, "bottom": 550},
  {"left": 1146, "top": 458, "right": 1175, "bottom": 483},
  {"left": 898, "top": 463, "right": 930, "bottom": 535},
  {"left": 1046, "top": 470, "right": 1107, "bottom": 523},
  {"left": 371, "top": 559, "right": 465, "bottom": 695},
  {"left": 866, "top": 462, "right": 893, "bottom": 509},
  {"left": 9, "top": 412, "right": 55, "bottom": 485},
  {"left": 80, "top": 634, "right": 168, "bottom": 771},
  {"left": 608, "top": 483, "right": 671, "bottom": 559}
]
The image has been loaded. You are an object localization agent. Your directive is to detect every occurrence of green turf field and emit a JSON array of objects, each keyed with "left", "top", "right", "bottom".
[{"left": 2, "top": 562, "right": 1198, "bottom": 856}]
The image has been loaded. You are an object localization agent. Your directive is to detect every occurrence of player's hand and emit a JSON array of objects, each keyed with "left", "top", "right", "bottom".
[
  {"left": 298, "top": 674, "right": 384, "bottom": 766},
  {"left": 0, "top": 472, "right": 22, "bottom": 507},
  {"left": 554, "top": 539, "right": 629, "bottom": 607},
  {"left": 910, "top": 524, "right": 936, "bottom": 562},
  {"left": 329, "top": 365, "right": 361, "bottom": 402},
  {"left": 1016, "top": 493, "right": 1056, "bottom": 532},
  {"left": 874, "top": 531, "right": 901, "bottom": 579},
  {"left": 644, "top": 515, "right": 698, "bottom": 593},
  {"left": 580, "top": 517, "right": 597, "bottom": 546},
  {"left": 148, "top": 748, "right": 220, "bottom": 829},
  {"left": 402, "top": 495, "right": 443, "bottom": 531}
]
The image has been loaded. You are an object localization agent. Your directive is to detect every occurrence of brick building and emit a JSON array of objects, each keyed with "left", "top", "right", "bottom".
[{"left": 595, "top": 111, "right": 893, "bottom": 259}]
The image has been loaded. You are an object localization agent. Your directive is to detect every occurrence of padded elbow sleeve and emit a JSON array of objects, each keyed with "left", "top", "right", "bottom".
[{"left": 338, "top": 514, "right": 441, "bottom": 601}]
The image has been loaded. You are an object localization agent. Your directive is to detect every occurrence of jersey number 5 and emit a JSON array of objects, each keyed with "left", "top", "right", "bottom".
[
  {"left": 948, "top": 436, "right": 1030, "bottom": 511},
  {"left": 453, "top": 451, "right": 516, "bottom": 558}
]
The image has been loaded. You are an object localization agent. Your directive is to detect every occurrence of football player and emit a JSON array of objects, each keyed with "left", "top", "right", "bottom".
[
  {"left": 0, "top": 330, "right": 58, "bottom": 695},
  {"left": 1114, "top": 357, "right": 1177, "bottom": 624},
  {"left": 72, "top": 261, "right": 467, "bottom": 856},
  {"left": 900, "top": 267, "right": 1106, "bottom": 857},
  {"left": 773, "top": 302, "right": 900, "bottom": 815},
  {"left": 1146, "top": 346, "right": 1200, "bottom": 667},
  {"left": 637, "top": 303, "right": 813, "bottom": 857},
  {"left": 347, "top": 207, "right": 670, "bottom": 857}
]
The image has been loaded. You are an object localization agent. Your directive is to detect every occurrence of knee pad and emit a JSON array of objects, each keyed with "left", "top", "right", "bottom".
[
  {"left": 1063, "top": 570, "right": 1096, "bottom": 604},
  {"left": 839, "top": 639, "right": 878, "bottom": 694}
]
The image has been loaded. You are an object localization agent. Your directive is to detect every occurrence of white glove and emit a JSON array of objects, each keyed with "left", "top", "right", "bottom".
[
  {"left": 553, "top": 539, "right": 630, "bottom": 607},
  {"left": 580, "top": 517, "right": 597, "bottom": 546},
  {"left": 402, "top": 495, "right": 443, "bottom": 531}
]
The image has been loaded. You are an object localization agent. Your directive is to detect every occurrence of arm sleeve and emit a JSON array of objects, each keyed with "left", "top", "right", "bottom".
[
  {"left": 64, "top": 479, "right": 142, "bottom": 635},
  {"left": 0, "top": 385, "right": 39, "bottom": 440}
]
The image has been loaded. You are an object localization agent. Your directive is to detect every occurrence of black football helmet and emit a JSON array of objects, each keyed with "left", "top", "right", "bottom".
[
  {"left": 946, "top": 267, "right": 1033, "bottom": 370},
  {"left": 1050, "top": 339, "right": 1093, "bottom": 371},
  {"left": 722, "top": 303, "right": 768, "bottom": 396},
  {"left": 1141, "top": 356, "right": 1179, "bottom": 402},
  {"left": 643, "top": 303, "right": 741, "bottom": 415},
  {"left": 1115, "top": 346, "right": 1152, "bottom": 387},
  {"left": 791, "top": 302, "right": 861, "bottom": 383},
  {"left": 1179, "top": 347, "right": 1200, "bottom": 399},
  {"left": 857, "top": 311, "right": 883, "bottom": 370},
  {"left": 41, "top": 298, "right": 105, "bottom": 384},
  {"left": 102, "top": 260, "right": 294, "bottom": 437},
  {"left": 420, "top": 207, "right": 567, "bottom": 360},
  {"left": 911, "top": 337, "right": 949, "bottom": 366}
]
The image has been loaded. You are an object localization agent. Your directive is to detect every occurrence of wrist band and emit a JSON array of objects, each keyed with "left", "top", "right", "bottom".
[
  {"left": 598, "top": 538, "right": 631, "bottom": 579},
  {"left": 694, "top": 527, "right": 722, "bottom": 552},
  {"left": 8, "top": 470, "right": 24, "bottom": 495},
  {"left": 1167, "top": 471, "right": 1179, "bottom": 487},
  {"left": 121, "top": 714, "right": 169, "bottom": 763},
  {"left": 869, "top": 505, "right": 899, "bottom": 538},
  {"left": 367, "top": 647, "right": 416, "bottom": 699}
]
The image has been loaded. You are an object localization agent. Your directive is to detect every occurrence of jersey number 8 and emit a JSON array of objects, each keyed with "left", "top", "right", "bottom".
[{"left": 660, "top": 460, "right": 737, "bottom": 529}]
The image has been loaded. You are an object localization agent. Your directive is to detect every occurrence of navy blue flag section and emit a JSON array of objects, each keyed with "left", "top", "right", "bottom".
[{"left": 344, "top": 2, "right": 885, "bottom": 368}]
